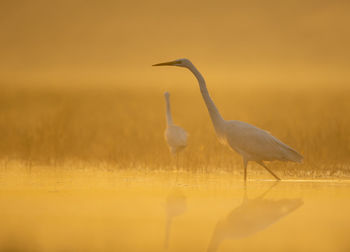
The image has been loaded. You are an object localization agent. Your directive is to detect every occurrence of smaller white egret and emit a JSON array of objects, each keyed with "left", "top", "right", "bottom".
[{"left": 164, "top": 92, "right": 188, "bottom": 154}]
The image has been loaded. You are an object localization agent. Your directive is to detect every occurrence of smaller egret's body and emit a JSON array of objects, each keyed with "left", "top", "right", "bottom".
[{"left": 164, "top": 92, "right": 188, "bottom": 154}]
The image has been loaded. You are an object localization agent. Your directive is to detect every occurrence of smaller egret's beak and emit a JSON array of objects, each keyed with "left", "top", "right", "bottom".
[{"left": 152, "top": 60, "right": 179, "bottom": 66}]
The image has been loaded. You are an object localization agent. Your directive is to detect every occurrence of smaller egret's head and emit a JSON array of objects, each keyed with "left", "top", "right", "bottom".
[
  {"left": 153, "top": 58, "right": 192, "bottom": 68},
  {"left": 164, "top": 91, "right": 170, "bottom": 98}
]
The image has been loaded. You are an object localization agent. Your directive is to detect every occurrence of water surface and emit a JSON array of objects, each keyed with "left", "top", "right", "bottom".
[{"left": 0, "top": 169, "right": 349, "bottom": 251}]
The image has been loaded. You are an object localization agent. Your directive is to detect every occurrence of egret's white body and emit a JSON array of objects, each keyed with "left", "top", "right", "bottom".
[
  {"left": 164, "top": 92, "right": 188, "bottom": 154},
  {"left": 154, "top": 59, "right": 303, "bottom": 180}
]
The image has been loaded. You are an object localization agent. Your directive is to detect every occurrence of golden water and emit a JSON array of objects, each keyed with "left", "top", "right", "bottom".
[{"left": 1, "top": 167, "right": 350, "bottom": 252}]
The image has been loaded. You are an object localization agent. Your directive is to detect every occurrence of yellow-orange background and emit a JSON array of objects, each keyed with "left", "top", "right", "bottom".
[
  {"left": 1, "top": 0, "right": 350, "bottom": 88},
  {"left": 1, "top": 3, "right": 350, "bottom": 251}
]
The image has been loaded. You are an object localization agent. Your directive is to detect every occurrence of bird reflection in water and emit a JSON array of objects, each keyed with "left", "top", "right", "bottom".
[
  {"left": 207, "top": 182, "right": 303, "bottom": 252},
  {"left": 164, "top": 189, "right": 187, "bottom": 249}
]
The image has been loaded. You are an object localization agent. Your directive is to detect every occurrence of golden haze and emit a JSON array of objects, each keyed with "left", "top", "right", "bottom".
[
  {"left": 1, "top": 86, "right": 349, "bottom": 176},
  {"left": 1, "top": 0, "right": 350, "bottom": 87},
  {"left": 1, "top": 1, "right": 350, "bottom": 251}
]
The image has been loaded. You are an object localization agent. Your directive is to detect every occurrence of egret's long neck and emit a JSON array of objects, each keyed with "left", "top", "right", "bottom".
[
  {"left": 165, "top": 96, "right": 173, "bottom": 125},
  {"left": 187, "top": 64, "right": 225, "bottom": 132}
]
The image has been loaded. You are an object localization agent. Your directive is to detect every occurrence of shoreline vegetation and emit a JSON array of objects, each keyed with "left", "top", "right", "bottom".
[{"left": 0, "top": 86, "right": 349, "bottom": 177}]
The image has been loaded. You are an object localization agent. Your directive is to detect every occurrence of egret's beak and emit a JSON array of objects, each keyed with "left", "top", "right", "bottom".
[{"left": 152, "top": 60, "right": 179, "bottom": 66}]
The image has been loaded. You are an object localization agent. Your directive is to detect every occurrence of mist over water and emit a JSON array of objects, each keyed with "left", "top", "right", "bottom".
[
  {"left": 0, "top": 87, "right": 348, "bottom": 174},
  {"left": 1, "top": 169, "right": 350, "bottom": 251}
]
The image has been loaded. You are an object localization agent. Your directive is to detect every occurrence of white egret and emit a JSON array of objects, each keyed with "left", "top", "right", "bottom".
[
  {"left": 153, "top": 59, "right": 303, "bottom": 180},
  {"left": 164, "top": 92, "right": 188, "bottom": 154}
]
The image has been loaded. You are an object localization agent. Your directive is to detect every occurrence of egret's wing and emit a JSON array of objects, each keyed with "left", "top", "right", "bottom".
[{"left": 225, "top": 121, "right": 302, "bottom": 162}]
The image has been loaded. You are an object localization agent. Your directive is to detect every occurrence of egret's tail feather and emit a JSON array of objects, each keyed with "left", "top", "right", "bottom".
[
  {"left": 284, "top": 146, "right": 303, "bottom": 163},
  {"left": 272, "top": 137, "right": 303, "bottom": 163}
]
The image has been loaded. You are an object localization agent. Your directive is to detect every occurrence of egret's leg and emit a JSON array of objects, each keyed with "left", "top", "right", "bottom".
[
  {"left": 170, "top": 152, "right": 178, "bottom": 183},
  {"left": 175, "top": 154, "right": 179, "bottom": 183},
  {"left": 242, "top": 159, "right": 248, "bottom": 203},
  {"left": 243, "top": 178, "right": 248, "bottom": 203},
  {"left": 257, "top": 161, "right": 281, "bottom": 181},
  {"left": 243, "top": 158, "right": 248, "bottom": 182}
]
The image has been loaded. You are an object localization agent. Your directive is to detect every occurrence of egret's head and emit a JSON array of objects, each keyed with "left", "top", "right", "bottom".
[
  {"left": 164, "top": 91, "right": 170, "bottom": 98},
  {"left": 153, "top": 58, "right": 192, "bottom": 68}
]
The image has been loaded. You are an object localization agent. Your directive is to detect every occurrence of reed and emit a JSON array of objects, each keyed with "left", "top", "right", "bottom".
[{"left": 0, "top": 85, "right": 349, "bottom": 177}]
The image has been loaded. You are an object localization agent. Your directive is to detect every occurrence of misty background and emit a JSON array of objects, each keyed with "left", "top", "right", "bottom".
[{"left": 1, "top": 0, "right": 349, "bottom": 89}]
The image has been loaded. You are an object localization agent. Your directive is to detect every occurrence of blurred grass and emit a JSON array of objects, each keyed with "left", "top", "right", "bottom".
[{"left": 0, "top": 85, "right": 349, "bottom": 176}]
